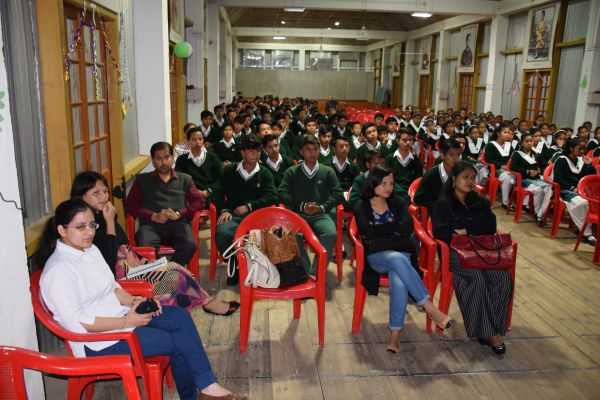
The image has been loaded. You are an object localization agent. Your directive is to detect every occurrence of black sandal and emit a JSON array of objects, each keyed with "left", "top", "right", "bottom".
[{"left": 203, "top": 301, "right": 240, "bottom": 316}]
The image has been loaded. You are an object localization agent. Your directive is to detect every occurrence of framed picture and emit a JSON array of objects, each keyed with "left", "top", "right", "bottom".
[
  {"left": 457, "top": 24, "right": 478, "bottom": 73},
  {"left": 523, "top": 2, "right": 560, "bottom": 69},
  {"left": 169, "top": 0, "right": 184, "bottom": 43},
  {"left": 392, "top": 46, "right": 401, "bottom": 76},
  {"left": 419, "top": 36, "right": 432, "bottom": 75}
]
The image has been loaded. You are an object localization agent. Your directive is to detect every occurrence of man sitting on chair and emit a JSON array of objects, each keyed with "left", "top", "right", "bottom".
[{"left": 126, "top": 141, "right": 205, "bottom": 266}]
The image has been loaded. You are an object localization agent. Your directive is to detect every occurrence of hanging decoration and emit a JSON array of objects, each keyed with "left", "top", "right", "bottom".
[
  {"left": 117, "top": 4, "right": 132, "bottom": 118},
  {"left": 90, "top": 4, "right": 101, "bottom": 101},
  {"left": 64, "top": 6, "right": 86, "bottom": 82},
  {"left": 510, "top": 61, "right": 520, "bottom": 97},
  {"left": 174, "top": 41, "right": 193, "bottom": 58}
]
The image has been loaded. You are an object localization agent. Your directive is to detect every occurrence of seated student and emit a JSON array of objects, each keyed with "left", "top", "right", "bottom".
[
  {"left": 262, "top": 134, "right": 293, "bottom": 187},
  {"left": 354, "top": 167, "right": 453, "bottom": 353},
  {"left": 37, "top": 199, "right": 245, "bottom": 400},
  {"left": 356, "top": 123, "right": 382, "bottom": 171},
  {"left": 225, "top": 107, "right": 237, "bottom": 125},
  {"left": 477, "top": 120, "right": 491, "bottom": 144},
  {"left": 127, "top": 142, "right": 205, "bottom": 266},
  {"left": 213, "top": 104, "right": 226, "bottom": 131},
  {"left": 464, "top": 125, "right": 489, "bottom": 185},
  {"left": 331, "top": 135, "right": 359, "bottom": 194},
  {"left": 432, "top": 161, "right": 513, "bottom": 355},
  {"left": 531, "top": 127, "right": 555, "bottom": 171},
  {"left": 414, "top": 138, "right": 462, "bottom": 214},
  {"left": 374, "top": 112, "right": 385, "bottom": 126},
  {"left": 212, "top": 123, "right": 241, "bottom": 165},
  {"left": 510, "top": 131, "right": 553, "bottom": 224},
  {"left": 483, "top": 124, "right": 515, "bottom": 208},
  {"left": 255, "top": 122, "right": 272, "bottom": 141},
  {"left": 385, "top": 128, "right": 424, "bottom": 193},
  {"left": 406, "top": 113, "right": 422, "bottom": 138},
  {"left": 200, "top": 110, "right": 220, "bottom": 144},
  {"left": 175, "top": 123, "right": 195, "bottom": 157},
  {"left": 174, "top": 127, "right": 223, "bottom": 201},
  {"left": 232, "top": 115, "right": 247, "bottom": 141},
  {"left": 292, "top": 117, "right": 319, "bottom": 161},
  {"left": 554, "top": 138, "right": 597, "bottom": 244},
  {"left": 292, "top": 108, "right": 308, "bottom": 136},
  {"left": 241, "top": 113, "right": 254, "bottom": 136},
  {"left": 214, "top": 136, "right": 278, "bottom": 270},
  {"left": 551, "top": 130, "right": 568, "bottom": 162},
  {"left": 318, "top": 126, "right": 334, "bottom": 166},
  {"left": 385, "top": 117, "right": 400, "bottom": 146},
  {"left": 279, "top": 135, "right": 342, "bottom": 268},
  {"left": 377, "top": 125, "right": 394, "bottom": 158},
  {"left": 70, "top": 171, "right": 238, "bottom": 316},
  {"left": 334, "top": 113, "right": 349, "bottom": 139},
  {"left": 346, "top": 121, "right": 364, "bottom": 163},
  {"left": 272, "top": 122, "right": 292, "bottom": 158}
]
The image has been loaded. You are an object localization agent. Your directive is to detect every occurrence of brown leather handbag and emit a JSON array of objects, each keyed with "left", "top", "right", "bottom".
[{"left": 261, "top": 226, "right": 300, "bottom": 265}]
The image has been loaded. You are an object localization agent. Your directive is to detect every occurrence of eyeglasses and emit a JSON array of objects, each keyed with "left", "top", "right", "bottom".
[{"left": 66, "top": 222, "right": 100, "bottom": 232}]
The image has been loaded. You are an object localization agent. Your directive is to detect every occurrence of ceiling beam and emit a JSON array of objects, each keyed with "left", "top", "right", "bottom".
[
  {"left": 407, "top": 14, "right": 488, "bottom": 40},
  {"left": 237, "top": 42, "right": 367, "bottom": 52},
  {"left": 233, "top": 27, "right": 407, "bottom": 41},
  {"left": 210, "top": 0, "right": 498, "bottom": 16}
]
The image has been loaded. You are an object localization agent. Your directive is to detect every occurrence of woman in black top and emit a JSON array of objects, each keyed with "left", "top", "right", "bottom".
[
  {"left": 431, "top": 161, "right": 513, "bottom": 355},
  {"left": 354, "top": 167, "right": 452, "bottom": 353},
  {"left": 70, "top": 171, "right": 238, "bottom": 316}
]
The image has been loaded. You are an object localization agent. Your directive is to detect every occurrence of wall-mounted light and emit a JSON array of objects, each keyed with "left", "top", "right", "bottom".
[
  {"left": 334, "top": 21, "right": 340, "bottom": 26},
  {"left": 281, "top": 20, "right": 286, "bottom": 25},
  {"left": 411, "top": 12, "right": 432, "bottom": 18},
  {"left": 283, "top": 7, "right": 305, "bottom": 12},
  {"left": 273, "top": 36, "right": 287, "bottom": 40}
]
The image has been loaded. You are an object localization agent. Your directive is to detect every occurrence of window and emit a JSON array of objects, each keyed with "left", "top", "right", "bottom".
[
  {"left": 240, "top": 49, "right": 266, "bottom": 68},
  {"left": 308, "top": 51, "right": 334, "bottom": 70},
  {"left": 458, "top": 73, "right": 474, "bottom": 111},
  {"left": 522, "top": 70, "right": 551, "bottom": 121},
  {"left": 272, "top": 50, "right": 294, "bottom": 69},
  {"left": 1, "top": 0, "right": 50, "bottom": 225},
  {"left": 64, "top": 6, "right": 113, "bottom": 186}
]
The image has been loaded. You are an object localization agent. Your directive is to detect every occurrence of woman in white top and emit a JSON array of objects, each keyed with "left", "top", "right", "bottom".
[{"left": 38, "top": 199, "right": 245, "bottom": 400}]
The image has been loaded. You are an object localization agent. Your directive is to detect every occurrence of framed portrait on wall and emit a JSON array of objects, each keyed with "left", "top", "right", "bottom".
[
  {"left": 392, "top": 46, "right": 401, "bottom": 76},
  {"left": 457, "top": 24, "right": 478, "bottom": 73},
  {"left": 169, "top": 0, "right": 184, "bottom": 43},
  {"left": 522, "top": 2, "right": 560, "bottom": 69},
  {"left": 419, "top": 36, "right": 432, "bottom": 75}
]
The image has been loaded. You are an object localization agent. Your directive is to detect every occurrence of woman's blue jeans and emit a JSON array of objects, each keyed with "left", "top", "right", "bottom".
[
  {"left": 85, "top": 306, "right": 215, "bottom": 400},
  {"left": 366, "top": 251, "right": 429, "bottom": 330}
]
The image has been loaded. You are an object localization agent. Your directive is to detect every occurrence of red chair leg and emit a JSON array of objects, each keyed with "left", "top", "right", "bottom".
[
  {"left": 209, "top": 219, "right": 219, "bottom": 282},
  {"left": 437, "top": 283, "right": 454, "bottom": 334},
  {"left": 239, "top": 298, "right": 253, "bottom": 353},
  {"left": 189, "top": 250, "right": 200, "bottom": 279},
  {"left": 317, "top": 297, "right": 325, "bottom": 347},
  {"left": 351, "top": 286, "right": 367, "bottom": 334},
  {"left": 293, "top": 299, "right": 301, "bottom": 320},
  {"left": 67, "top": 378, "right": 87, "bottom": 400},
  {"left": 146, "top": 365, "right": 165, "bottom": 400},
  {"left": 513, "top": 191, "right": 524, "bottom": 222},
  {"left": 488, "top": 179, "right": 498, "bottom": 204},
  {"left": 551, "top": 202, "right": 565, "bottom": 238},
  {"left": 574, "top": 221, "right": 588, "bottom": 251},
  {"left": 165, "top": 367, "right": 175, "bottom": 396}
]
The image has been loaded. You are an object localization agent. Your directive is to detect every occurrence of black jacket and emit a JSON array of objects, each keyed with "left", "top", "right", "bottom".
[
  {"left": 354, "top": 196, "right": 419, "bottom": 295},
  {"left": 431, "top": 191, "right": 496, "bottom": 244},
  {"left": 93, "top": 212, "right": 128, "bottom": 274}
]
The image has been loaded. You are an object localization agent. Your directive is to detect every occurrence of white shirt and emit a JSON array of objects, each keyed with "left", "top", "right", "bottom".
[
  {"left": 201, "top": 124, "right": 212, "bottom": 138},
  {"left": 41, "top": 241, "right": 132, "bottom": 358},
  {"left": 332, "top": 156, "right": 350, "bottom": 173},
  {"left": 266, "top": 154, "right": 283, "bottom": 171},
  {"left": 220, "top": 137, "right": 235, "bottom": 149},
  {"left": 439, "top": 163, "right": 449, "bottom": 184},
  {"left": 188, "top": 147, "right": 207, "bottom": 167},
  {"left": 236, "top": 161, "right": 260, "bottom": 181},
  {"left": 301, "top": 161, "right": 320, "bottom": 179},
  {"left": 394, "top": 149, "right": 414, "bottom": 167}
]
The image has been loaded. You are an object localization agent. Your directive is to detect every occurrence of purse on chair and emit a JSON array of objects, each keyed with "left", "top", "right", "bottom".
[
  {"left": 450, "top": 233, "right": 513, "bottom": 270},
  {"left": 262, "top": 226, "right": 309, "bottom": 287}
]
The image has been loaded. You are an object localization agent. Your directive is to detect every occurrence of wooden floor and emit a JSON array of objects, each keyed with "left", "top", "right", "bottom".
[{"left": 44, "top": 207, "right": 600, "bottom": 399}]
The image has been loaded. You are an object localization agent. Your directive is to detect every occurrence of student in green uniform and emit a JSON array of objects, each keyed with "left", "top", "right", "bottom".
[
  {"left": 255, "top": 122, "right": 272, "bottom": 141},
  {"left": 292, "top": 117, "right": 319, "bottom": 161},
  {"left": 212, "top": 123, "right": 241, "bottom": 165},
  {"left": 331, "top": 136, "right": 359, "bottom": 193},
  {"left": 272, "top": 122, "right": 292, "bottom": 158},
  {"left": 174, "top": 127, "right": 223, "bottom": 201},
  {"left": 414, "top": 138, "right": 462, "bottom": 214},
  {"left": 385, "top": 129, "right": 423, "bottom": 193},
  {"left": 262, "top": 134, "right": 293, "bottom": 188},
  {"left": 347, "top": 121, "right": 364, "bottom": 163},
  {"left": 509, "top": 131, "right": 553, "bottom": 223},
  {"left": 279, "top": 135, "right": 342, "bottom": 268},
  {"left": 200, "top": 110, "right": 220, "bottom": 145},
  {"left": 349, "top": 150, "right": 407, "bottom": 209},
  {"left": 213, "top": 104, "right": 226, "bottom": 131},
  {"left": 356, "top": 123, "right": 382, "bottom": 171},
  {"left": 232, "top": 115, "right": 246, "bottom": 141},
  {"left": 378, "top": 125, "right": 394, "bottom": 157},
  {"left": 214, "top": 136, "right": 278, "bottom": 261},
  {"left": 484, "top": 124, "right": 515, "bottom": 208},
  {"left": 318, "top": 127, "right": 334, "bottom": 166},
  {"left": 554, "top": 138, "right": 597, "bottom": 243}
]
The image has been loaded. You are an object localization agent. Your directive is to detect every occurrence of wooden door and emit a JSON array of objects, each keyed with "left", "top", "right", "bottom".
[
  {"left": 418, "top": 75, "right": 431, "bottom": 112},
  {"left": 392, "top": 77, "right": 401, "bottom": 107},
  {"left": 522, "top": 70, "right": 551, "bottom": 122},
  {"left": 169, "top": 50, "right": 185, "bottom": 145},
  {"left": 458, "top": 73, "right": 474, "bottom": 112},
  {"left": 64, "top": 6, "right": 112, "bottom": 186}
]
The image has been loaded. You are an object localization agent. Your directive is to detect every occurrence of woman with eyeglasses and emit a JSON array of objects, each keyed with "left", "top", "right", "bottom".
[
  {"left": 37, "top": 199, "right": 246, "bottom": 400},
  {"left": 68, "top": 171, "right": 239, "bottom": 316}
]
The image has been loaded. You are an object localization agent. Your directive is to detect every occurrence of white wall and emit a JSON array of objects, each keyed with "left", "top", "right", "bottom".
[
  {"left": 0, "top": 13, "right": 44, "bottom": 399},
  {"left": 235, "top": 69, "right": 371, "bottom": 100}
]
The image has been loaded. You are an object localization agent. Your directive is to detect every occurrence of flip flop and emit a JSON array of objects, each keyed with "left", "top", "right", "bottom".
[{"left": 203, "top": 301, "right": 240, "bottom": 316}]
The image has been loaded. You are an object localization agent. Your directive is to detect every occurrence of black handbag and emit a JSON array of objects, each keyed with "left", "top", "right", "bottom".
[{"left": 275, "top": 233, "right": 310, "bottom": 287}]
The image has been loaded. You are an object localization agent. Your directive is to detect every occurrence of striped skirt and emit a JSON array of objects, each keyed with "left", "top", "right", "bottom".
[{"left": 450, "top": 251, "right": 513, "bottom": 338}]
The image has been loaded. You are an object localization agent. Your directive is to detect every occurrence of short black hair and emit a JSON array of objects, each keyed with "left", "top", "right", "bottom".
[
  {"left": 70, "top": 171, "right": 108, "bottom": 198},
  {"left": 185, "top": 126, "right": 204, "bottom": 141},
  {"left": 301, "top": 134, "right": 320, "bottom": 148},
  {"left": 364, "top": 150, "right": 384, "bottom": 163},
  {"left": 150, "top": 141, "right": 173, "bottom": 158},
  {"left": 385, "top": 117, "right": 398, "bottom": 125},
  {"left": 333, "top": 135, "right": 350, "bottom": 146},
  {"left": 440, "top": 138, "right": 463, "bottom": 155},
  {"left": 262, "top": 134, "right": 278, "bottom": 147},
  {"left": 200, "top": 110, "right": 213, "bottom": 120},
  {"left": 361, "top": 166, "right": 394, "bottom": 200},
  {"left": 441, "top": 161, "right": 478, "bottom": 199}
]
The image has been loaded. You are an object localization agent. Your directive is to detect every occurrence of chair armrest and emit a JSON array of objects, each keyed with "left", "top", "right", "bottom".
[
  {"left": 126, "top": 215, "right": 136, "bottom": 247},
  {"left": 191, "top": 210, "right": 203, "bottom": 247},
  {"left": 130, "top": 246, "right": 157, "bottom": 261},
  {"left": 118, "top": 280, "right": 154, "bottom": 297},
  {"left": 506, "top": 169, "right": 523, "bottom": 187}
]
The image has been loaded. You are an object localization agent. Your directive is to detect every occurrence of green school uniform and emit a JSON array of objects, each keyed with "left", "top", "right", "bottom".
[
  {"left": 385, "top": 151, "right": 424, "bottom": 192},
  {"left": 174, "top": 150, "right": 223, "bottom": 197},
  {"left": 413, "top": 163, "right": 447, "bottom": 213},
  {"left": 262, "top": 155, "right": 293, "bottom": 188},
  {"left": 356, "top": 141, "right": 383, "bottom": 172},
  {"left": 212, "top": 139, "right": 241, "bottom": 163},
  {"left": 348, "top": 172, "right": 408, "bottom": 210},
  {"left": 318, "top": 146, "right": 334, "bottom": 166}
]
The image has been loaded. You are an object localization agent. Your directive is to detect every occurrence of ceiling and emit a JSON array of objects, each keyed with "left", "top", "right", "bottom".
[
  {"left": 236, "top": 36, "right": 379, "bottom": 45},
  {"left": 227, "top": 7, "right": 451, "bottom": 31}
]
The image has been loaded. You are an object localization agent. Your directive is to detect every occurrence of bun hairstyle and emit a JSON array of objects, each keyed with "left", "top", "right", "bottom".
[{"left": 36, "top": 199, "right": 92, "bottom": 267}]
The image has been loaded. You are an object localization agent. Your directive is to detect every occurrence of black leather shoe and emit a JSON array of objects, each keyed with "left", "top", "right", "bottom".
[{"left": 477, "top": 337, "right": 507, "bottom": 355}]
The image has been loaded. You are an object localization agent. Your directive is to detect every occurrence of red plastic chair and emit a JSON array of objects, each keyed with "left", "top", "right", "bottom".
[
  {"left": 335, "top": 190, "right": 354, "bottom": 282},
  {"left": 543, "top": 163, "right": 567, "bottom": 238},
  {"left": 348, "top": 216, "right": 439, "bottom": 334},
  {"left": 29, "top": 271, "right": 174, "bottom": 400},
  {"left": 504, "top": 160, "right": 535, "bottom": 223},
  {"left": 234, "top": 206, "right": 328, "bottom": 353},
  {"left": 126, "top": 205, "right": 215, "bottom": 279},
  {"left": 435, "top": 238, "right": 517, "bottom": 334},
  {"left": 480, "top": 154, "right": 500, "bottom": 204},
  {"left": 573, "top": 175, "right": 600, "bottom": 263},
  {"left": 408, "top": 177, "right": 428, "bottom": 227},
  {"left": 0, "top": 346, "right": 142, "bottom": 400}
]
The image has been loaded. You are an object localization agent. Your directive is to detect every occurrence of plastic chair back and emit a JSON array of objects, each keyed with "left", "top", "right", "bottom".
[{"left": 577, "top": 175, "right": 600, "bottom": 218}]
